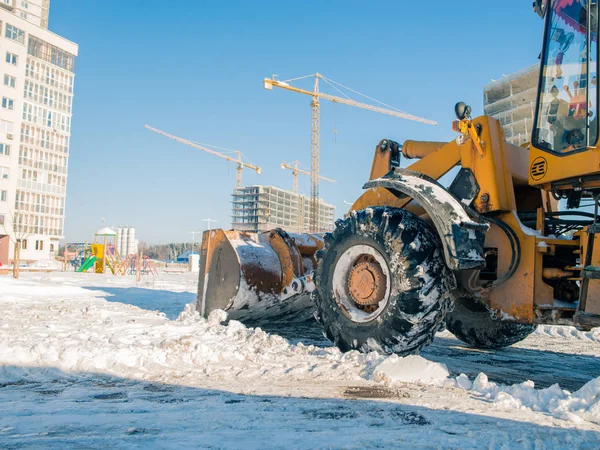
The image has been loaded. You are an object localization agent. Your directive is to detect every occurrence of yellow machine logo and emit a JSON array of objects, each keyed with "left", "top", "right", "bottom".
[{"left": 530, "top": 157, "right": 547, "bottom": 181}]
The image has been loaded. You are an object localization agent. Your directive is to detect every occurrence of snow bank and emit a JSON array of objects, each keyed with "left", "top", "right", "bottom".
[
  {"left": 455, "top": 372, "right": 600, "bottom": 425},
  {"left": 535, "top": 324, "right": 600, "bottom": 343},
  {"left": 371, "top": 354, "right": 600, "bottom": 424},
  {"left": 0, "top": 277, "right": 384, "bottom": 387}
]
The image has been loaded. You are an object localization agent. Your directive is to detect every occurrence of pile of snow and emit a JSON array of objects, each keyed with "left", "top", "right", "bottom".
[
  {"left": 370, "top": 355, "right": 600, "bottom": 425},
  {"left": 373, "top": 355, "right": 450, "bottom": 386},
  {"left": 466, "top": 373, "right": 600, "bottom": 425},
  {"left": 0, "top": 277, "right": 383, "bottom": 388},
  {"left": 369, "top": 354, "right": 600, "bottom": 425},
  {"left": 535, "top": 324, "right": 600, "bottom": 343}
]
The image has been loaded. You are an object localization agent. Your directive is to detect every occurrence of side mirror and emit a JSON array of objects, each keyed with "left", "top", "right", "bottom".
[
  {"left": 533, "top": 0, "right": 547, "bottom": 19},
  {"left": 454, "top": 102, "right": 472, "bottom": 121}
]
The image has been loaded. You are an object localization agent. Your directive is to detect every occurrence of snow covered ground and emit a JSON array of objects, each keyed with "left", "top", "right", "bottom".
[{"left": 1, "top": 272, "right": 600, "bottom": 449}]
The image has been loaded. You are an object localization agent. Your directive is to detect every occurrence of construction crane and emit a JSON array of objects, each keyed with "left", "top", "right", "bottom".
[
  {"left": 145, "top": 125, "right": 261, "bottom": 188},
  {"left": 280, "top": 160, "right": 336, "bottom": 194},
  {"left": 264, "top": 73, "right": 437, "bottom": 232}
]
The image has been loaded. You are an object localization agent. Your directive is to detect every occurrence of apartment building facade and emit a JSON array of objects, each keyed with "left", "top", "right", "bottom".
[
  {"left": 483, "top": 64, "right": 539, "bottom": 146},
  {"left": 0, "top": 2, "right": 77, "bottom": 265},
  {"left": 232, "top": 185, "right": 335, "bottom": 233},
  {"left": 1, "top": 0, "right": 50, "bottom": 29}
]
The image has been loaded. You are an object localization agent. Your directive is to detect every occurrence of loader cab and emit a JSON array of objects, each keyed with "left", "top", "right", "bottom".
[{"left": 530, "top": 0, "right": 600, "bottom": 191}]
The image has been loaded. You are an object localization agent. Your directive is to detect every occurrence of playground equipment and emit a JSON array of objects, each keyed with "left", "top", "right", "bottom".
[
  {"left": 90, "top": 228, "right": 117, "bottom": 274},
  {"left": 122, "top": 254, "right": 158, "bottom": 277},
  {"left": 76, "top": 254, "right": 97, "bottom": 273},
  {"left": 64, "top": 242, "right": 90, "bottom": 271},
  {"left": 66, "top": 227, "right": 156, "bottom": 276}
]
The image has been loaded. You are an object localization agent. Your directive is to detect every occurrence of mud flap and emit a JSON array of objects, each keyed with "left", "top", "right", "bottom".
[{"left": 363, "top": 169, "right": 489, "bottom": 271}]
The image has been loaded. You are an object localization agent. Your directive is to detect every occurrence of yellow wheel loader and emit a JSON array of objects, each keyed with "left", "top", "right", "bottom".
[{"left": 197, "top": 0, "right": 600, "bottom": 355}]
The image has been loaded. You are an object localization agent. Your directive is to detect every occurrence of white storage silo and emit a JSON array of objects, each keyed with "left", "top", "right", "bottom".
[
  {"left": 116, "top": 228, "right": 123, "bottom": 257},
  {"left": 122, "top": 227, "right": 129, "bottom": 256},
  {"left": 127, "top": 227, "right": 136, "bottom": 256}
]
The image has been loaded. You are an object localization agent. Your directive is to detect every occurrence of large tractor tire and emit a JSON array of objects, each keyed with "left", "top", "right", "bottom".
[
  {"left": 445, "top": 296, "right": 535, "bottom": 349},
  {"left": 313, "top": 207, "right": 455, "bottom": 356}
]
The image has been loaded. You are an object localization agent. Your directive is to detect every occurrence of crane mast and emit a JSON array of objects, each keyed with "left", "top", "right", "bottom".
[
  {"left": 311, "top": 76, "right": 320, "bottom": 232},
  {"left": 144, "top": 125, "right": 261, "bottom": 188},
  {"left": 264, "top": 73, "right": 436, "bottom": 232},
  {"left": 281, "top": 160, "right": 336, "bottom": 193}
]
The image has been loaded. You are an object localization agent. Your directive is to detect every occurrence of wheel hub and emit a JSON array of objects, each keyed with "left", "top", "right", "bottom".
[{"left": 347, "top": 255, "right": 386, "bottom": 307}]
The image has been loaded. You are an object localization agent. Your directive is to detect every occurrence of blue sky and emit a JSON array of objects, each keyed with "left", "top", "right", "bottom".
[{"left": 50, "top": 1, "right": 544, "bottom": 244}]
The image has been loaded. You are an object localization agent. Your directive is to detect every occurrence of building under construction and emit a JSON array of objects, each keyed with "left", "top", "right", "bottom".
[
  {"left": 231, "top": 185, "right": 335, "bottom": 233},
  {"left": 483, "top": 64, "right": 539, "bottom": 146}
]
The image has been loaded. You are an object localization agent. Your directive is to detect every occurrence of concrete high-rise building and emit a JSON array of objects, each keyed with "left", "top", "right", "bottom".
[
  {"left": 484, "top": 64, "right": 539, "bottom": 146},
  {"left": 1, "top": 0, "right": 50, "bottom": 29},
  {"left": 0, "top": 2, "right": 77, "bottom": 265},
  {"left": 232, "top": 185, "right": 335, "bottom": 233}
]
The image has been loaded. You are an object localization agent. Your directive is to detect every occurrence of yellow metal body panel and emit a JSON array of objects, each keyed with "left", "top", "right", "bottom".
[
  {"left": 579, "top": 231, "right": 600, "bottom": 315},
  {"left": 528, "top": 145, "right": 600, "bottom": 188},
  {"left": 479, "top": 212, "right": 550, "bottom": 323},
  {"left": 458, "top": 117, "right": 516, "bottom": 213}
]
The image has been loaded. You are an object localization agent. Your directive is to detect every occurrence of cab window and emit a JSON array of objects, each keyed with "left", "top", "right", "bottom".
[{"left": 534, "top": 0, "right": 598, "bottom": 154}]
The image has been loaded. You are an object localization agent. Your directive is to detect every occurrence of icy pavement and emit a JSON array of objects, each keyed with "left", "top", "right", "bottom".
[{"left": 1, "top": 272, "right": 600, "bottom": 448}]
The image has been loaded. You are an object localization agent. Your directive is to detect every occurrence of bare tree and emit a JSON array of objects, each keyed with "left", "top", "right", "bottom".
[{"left": 0, "top": 209, "right": 34, "bottom": 279}]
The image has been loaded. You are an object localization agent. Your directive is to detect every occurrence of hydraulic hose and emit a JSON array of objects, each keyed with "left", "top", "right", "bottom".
[{"left": 485, "top": 216, "right": 521, "bottom": 286}]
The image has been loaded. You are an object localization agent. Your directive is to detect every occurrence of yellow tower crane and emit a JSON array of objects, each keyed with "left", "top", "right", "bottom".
[
  {"left": 281, "top": 160, "right": 336, "bottom": 194},
  {"left": 145, "top": 125, "right": 261, "bottom": 188},
  {"left": 264, "top": 73, "right": 437, "bottom": 232}
]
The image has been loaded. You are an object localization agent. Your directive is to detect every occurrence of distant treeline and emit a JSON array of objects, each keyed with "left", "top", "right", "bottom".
[{"left": 138, "top": 241, "right": 195, "bottom": 261}]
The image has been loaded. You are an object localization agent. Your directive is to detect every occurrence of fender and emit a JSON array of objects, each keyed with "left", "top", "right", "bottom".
[{"left": 363, "top": 169, "right": 489, "bottom": 271}]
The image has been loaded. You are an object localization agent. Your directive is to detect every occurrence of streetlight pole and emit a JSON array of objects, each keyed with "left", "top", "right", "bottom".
[
  {"left": 201, "top": 218, "right": 218, "bottom": 232},
  {"left": 188, "top": 230, "right": 202, "bottom": 254}
]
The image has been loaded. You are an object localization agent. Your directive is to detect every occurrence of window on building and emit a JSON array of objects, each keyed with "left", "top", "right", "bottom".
[
  {"left": 5, "top": 52, "right": 17, "bottom": 66},
  {"left": 21, "top": 1, "right": 29, "bottom": 8},
  {"left": 0, "top": 120, "right": 13, "bottom": 134},
  {"left": 35, "top": 240, "right": 43, "bottom": 251},
  {"left": 28, "top": 36, "right": 76, "bottom": 73},
  {"left": 0, "top": 144, "right": 8, "bottom": 156},
  {"left": 3, "top": 74, "right": 15, "bottom": 88},
  {"left": 2, "top": 97, "right": 14, "bottom": 110},
  {"left": 0, "top": 214, "right": 4, "bottom": 225},
  {"left": 21, "top": 239, "right": 27, "bottom": 250},
  {"left": 0, "top": 190, "right": 6, "bottom": 202},
  {"left": 0, "top": 166, "right": 9, "bottom": 179},
  {"left": 5, "top": 24, "right": 25, "bottom": 45}
]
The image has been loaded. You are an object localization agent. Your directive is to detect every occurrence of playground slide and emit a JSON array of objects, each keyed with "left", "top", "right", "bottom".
[{"left": 76, "top": 256, "right": 97, "bottom": 273}]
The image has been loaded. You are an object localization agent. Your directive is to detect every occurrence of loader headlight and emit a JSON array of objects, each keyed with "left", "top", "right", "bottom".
[{"left": 454, "top": 102, "right": 472, "bottom": 121}]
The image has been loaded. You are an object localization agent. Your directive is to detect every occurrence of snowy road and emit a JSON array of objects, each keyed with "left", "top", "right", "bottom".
[
  {"left": 1, "top": 272, "right": 600, "bottom": 449},
  {"left": 3, "top": 369, "right": 600, "bottom": 449},
  {"left": 260, "top": 320, "right": 600, "bottom": 392}
]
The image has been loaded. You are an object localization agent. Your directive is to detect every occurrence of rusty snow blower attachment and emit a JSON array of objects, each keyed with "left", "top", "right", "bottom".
[{"left": 197, "top": 228, "right": 323, "bottom": 321}]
